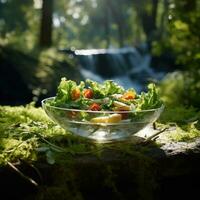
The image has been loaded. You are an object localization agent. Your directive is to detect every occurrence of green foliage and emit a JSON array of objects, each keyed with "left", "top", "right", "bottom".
[
  {"left": 167, "top": 0, "right": 200, "bottom": 69},
  {"left": 158, "top": 68, "right": 200, "bottom": 141},
  {"left": 159, "top": 106, "right": 199, "bottom": 124},
  {"left": 154, "top": 0, "right": 200, "bottom": 108},
  {"left": 0, "top": 104, "right": 94, "bottom": 166},
  {"left": 159, "top": 71, "right": 185, "bottom": 106},
  {"left": 0, "top": 0, "right": 40, "bottom": 51},
  {"left": 152, "top": 0, "right": 200, "bottom": 69},
  {"left": 0, "top": 0, "right": 33, "bottom": 33},
  {"left": 0, "top": 0, "right": 165, "bottom": 49},
  {"left": 55, "top": 0, "right": 138, "bottom": 48},
  {"left": 159, "top": 70, "right": 200, "bottom": 108}
]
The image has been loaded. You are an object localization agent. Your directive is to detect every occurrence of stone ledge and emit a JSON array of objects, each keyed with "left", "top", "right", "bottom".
[{"left": 0, "top": 136, "right": 200, "bottom": 200}]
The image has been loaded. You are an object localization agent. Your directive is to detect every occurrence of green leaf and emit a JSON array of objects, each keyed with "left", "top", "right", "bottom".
[{"left": 136, "top": 83, "right": 163, "bottom": 110}]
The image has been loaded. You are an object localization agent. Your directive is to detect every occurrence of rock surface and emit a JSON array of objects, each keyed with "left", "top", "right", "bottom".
[{"left": 1, "top": 132, "right": 200, "bottom": 200}]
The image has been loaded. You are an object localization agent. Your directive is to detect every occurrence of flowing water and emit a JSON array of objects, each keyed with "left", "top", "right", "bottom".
[{"left": 64, "top": 47, "right": 166, "bottom": 92}]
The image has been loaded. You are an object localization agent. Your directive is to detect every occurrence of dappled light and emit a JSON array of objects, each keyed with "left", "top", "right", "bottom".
[{"left": 0, "top": 0, "right": 200, "bottom": 199}]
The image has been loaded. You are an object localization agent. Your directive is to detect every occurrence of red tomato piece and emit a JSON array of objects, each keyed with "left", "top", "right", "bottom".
[
  {"left": 83, "top": 89, "right": 94, "bottom": 99},
  {"left": 71, "top": 88, "right": 81, "bottom": 100},
  {"left": 89, "top": 103, "right": 101, "bottom": 111}
]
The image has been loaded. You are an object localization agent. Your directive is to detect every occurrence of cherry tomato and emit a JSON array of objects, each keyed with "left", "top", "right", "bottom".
[
  {"left": 83, "top": 89, "right": 93, "bottom": 99},
  {"left": 71, "top": 88, "right": 81, "bottom": 100},
  {"left": 89, "top": 103, "right": 101, "bottom": 111}
]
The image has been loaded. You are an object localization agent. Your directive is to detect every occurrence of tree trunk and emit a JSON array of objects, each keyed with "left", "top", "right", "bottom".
[
  {"left": 39, "top": 0, "right": 53, "bottom": 47},
  {"left": 117, "top": 20, "right": 124, "bottom": 48},
  {"left": 159, "top": 0, "right": 169, "bottom": 38},
  {"left": 108, "top": 1, "right": 124, "bottom": 48},
  {"left": 141, "top": 0, "right": 158, "bottom": 39},
  {"left": 104, "top": 6, "right": 110, "bottom": 48},
  {"left": 151, "top": 0, "right": 158, "bottom": 31},
  {"left": 134, "top": 0, "right": 159, "bottom": 49}
]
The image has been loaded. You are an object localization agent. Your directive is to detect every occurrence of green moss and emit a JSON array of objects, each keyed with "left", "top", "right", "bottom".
[
  {"left": 1, "top": 104, "right": 200, "bottom": 199},
  {"left": 0, "top": 103, "right": 88, "bottom": 165},
  {"left": 0, "top": 103, "right": 200, "bottom": 166},
  {"left": 159, "top": 106, "right": 199, "bottom": 124},
  {"left": 157, "top": 105, "right": 200, "bottom": 142},
  {"left": 166, "top": 122, "right": 200, "bottom": 142},
  {"left": 0, "top": 104, "right": 120, "bottom": 166}
]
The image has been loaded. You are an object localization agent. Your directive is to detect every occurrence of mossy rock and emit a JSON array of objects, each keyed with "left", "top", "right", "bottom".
[{"left": 0, "top": 104, "right": 200, "bottom": 199}]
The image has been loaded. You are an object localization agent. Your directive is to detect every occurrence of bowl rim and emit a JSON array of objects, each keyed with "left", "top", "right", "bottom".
[{"left": 41, "top": 97, "right": 164, "bottom": 114}]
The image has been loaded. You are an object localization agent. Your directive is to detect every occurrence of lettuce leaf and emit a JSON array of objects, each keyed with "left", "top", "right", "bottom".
[
  {"left": 50, "top": 78, "right": 163, "bottom": 111},
  {"left": 104, "top": 80, "right": 125, "bottom": 95},
  {"left": 86, "top": 79, "right": 124, "bottom": 98},
  {"left": 51, "top": 78, "right": 77, "bottom": 106},
  {"left": 136, "top": 83, "right": 163, "bottom": 110}
]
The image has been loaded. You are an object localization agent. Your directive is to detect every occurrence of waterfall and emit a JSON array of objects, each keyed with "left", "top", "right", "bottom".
[{"left": 64, "top": 47, "right": 166, "bottom": 92}]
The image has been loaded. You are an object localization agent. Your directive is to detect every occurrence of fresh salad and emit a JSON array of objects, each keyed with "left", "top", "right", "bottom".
[{"left": 46, "top": 78, "right": 163, "bottom": 124}]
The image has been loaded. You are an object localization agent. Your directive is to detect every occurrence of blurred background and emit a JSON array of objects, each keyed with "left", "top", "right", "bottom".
[{"left": 0, "top": 0, "right": 199, "bottom": 108}]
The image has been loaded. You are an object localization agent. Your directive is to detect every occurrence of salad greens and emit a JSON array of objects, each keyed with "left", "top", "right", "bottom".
[{"left": 50, "top": 78, "right": 163, "bottom": 112}]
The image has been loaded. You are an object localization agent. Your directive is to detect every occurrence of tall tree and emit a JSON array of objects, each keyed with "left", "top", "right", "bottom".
[
  {"left": 107, "top": 0, "right": 132, "bottom": 47},
  {"left": 108, "top": 0, "right": 125, "bottom": 47},
  {"left": 133, "top": 0, "right": 159, "bottom": 49},
  {"left": 39, "top": 0, "right": 54, "bottom": 47},
  {"left": 102, "top": 1, "right": 111, "bottom": 48},
  {"left": 159, "top": 0, "right": 169, "bottom": 38}
]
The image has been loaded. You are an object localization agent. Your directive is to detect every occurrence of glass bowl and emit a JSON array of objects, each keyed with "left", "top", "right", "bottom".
[{"left": 42, "top": 97, "right": 164, "bottom": 143}]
